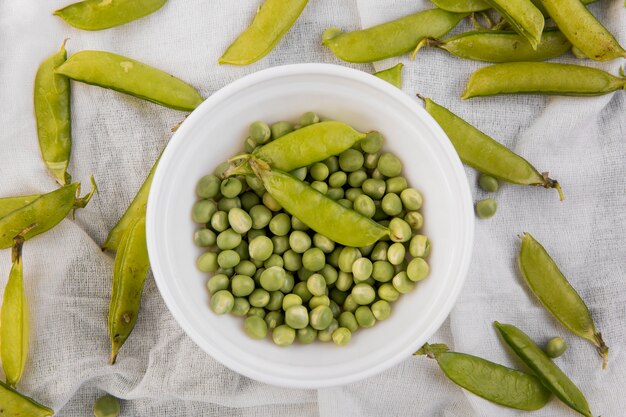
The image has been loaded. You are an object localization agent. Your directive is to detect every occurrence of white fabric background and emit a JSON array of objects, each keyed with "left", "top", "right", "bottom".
[{"left": 0, "top": 0, "right": 624, "bottom": 415}]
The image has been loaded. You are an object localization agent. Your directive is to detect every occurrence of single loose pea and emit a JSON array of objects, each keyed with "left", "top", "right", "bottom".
[
  {"left": 313, "top": 233, "right": 335, "bottom": 253},
  {"left": 355, "top": 306, "right": 376, "bottom": 328},
  {"left": 220, "top": 177, "right": 243, "bottom": 198},
  {"left": 271, "top": 121, "right": 294, "bottom": 139},
  {"left": 265, "top": 311, "right": 284, "bottom": 329},
  {"left": 210, "top": 290, "right": 234, "bottom": 314},
  {"left": 248, "top": 229, "right": 266, "bottom": 242},
  {"left": 249, "top": 205, "right": 272, "bottom": 229},
  {"left": 310, "top": 181, "right": 329, "bottom": 194},
  {"left": 249, "top": 288, "right": 270, "bottom": 307},
  {"left": 352, "top": 257, "right": 373, "bottom": 282},
  {"left": 211, "top": 210, "right": 229, "bottom": 232},
  {"left": 297, "top": 326, "right": 318, "bottom": 344},
  {"left": 282, "top": 293, "right": 302, "bottom": 310},
  {"left": 329, "top": 299, "right": 341, "bottom": 318},
  {"left": 241, "top": 192, "right": 261, "bottom": 211},
  {"left": 338, "top": 311, "right": 358, "bottom": 332},
  {"left": 351, "top": 283, "right": 376, "bottom": 305},
  {"left": 310, "top": 162, "right": 330, "bottom": 181},
  {"left": 370, "top": 242, "right": 389, "bottom": 261},
  {"left": 272, "top": 324, "right": 296, "bottom": 346},
  {"left": 545, "top": 337, "right": 567, "bottom": 358},
  {"left": 192, "top": 200, "right": 217, "bottom": 224},
  {"left": 291, "top": 216, "right": 309, "bottom": 231},
  {"left": 197, "top": 252, "right": 219, "bottom": 272},
  {"left": 264, "top": 253, "right": 284, "bottom": 268},
  {"left": 353, "top": 194, "right": 376, "bottom": 218},
  {"left": 339, "top": 149, "right": 364, "bottom": 172},
  {"left": 302, "top": 248, "right": 325, "bottom": 272},
  {"left": 328, "top": 171, "right": 347, "bottom": 188},
  {"left": 250, "top": 121, "right": 271, "bottom": 144},
  {"left": 272, "top": 236, "right": 290, "bottom": 255},
  {"left": 93, "top": 395, "right": 120, "bottom": 417},
  {"left": 216, "top": 228, "right": 242, "bottom": 250},
  {"left": 386, "top": 176, "right": 408, "bottom": 194},
  {"left": 476, "top": 199, "right": 497, "bottom": 219},
  {"left": 343, "top": 294, "right": 358, "bottom": 312},
  {"left": 326, "top": 187, "right": 344, "bottom": 201},
  {"left": 249, "top": 235, "right": 274, "bottom": 261},
  {"left": 371, "top": 300, "right": 391, "bottom": 321},
  {"left": 387, "top": 242, "right": 406, "bottom": 265},
  {"left": 247, "top": 307, "right": 266, "bottom": 318},
  {"left": 285, "top": 305, "right": 309, "bottom": 329},
  {"left": 253, "top": 267, "right": 265, "bottom": 283},
  {"left": 283, "top": 249, "right": 303, "bottom": 272},
  {"left": 298, "top": 267, "right": 314, "bottom": 282},
  {"left": 348, "top": 170, "right": 368, "bottom": 188},
  {"left": 318, "top": 319, "right": 339, "bottom": 342},
  {"left": 409, "top": 235, "right": 430, "bottom": 258},
  {"left": 321, "top": 264, "right": 338, "bottom": 286},
  {"left": 377, "top": 152, "right": 402, "bottom": 177},
  {"left": 214, "top": 161, "right": 230, "bottom": 177},
  {"left": 291, "top": 166, "right": 307, "bottom": 181},
  {"left": 359, "top": 243, "right": 374, "bottom": 257},
  {"left": 364, "top": 152, "right": 380, "bottom": 169},
  {"left": 337, "top": 198, "right": 352, "bottom": 209},
  {"left": 217, "top": 250, "right": 240, "bottom": 269},
  {"left": 245, "top": 137, "right": 257, "bottom": 153},
  {"left": 335, "top": 271, "right": 354, "bottom": 292},
  {"left": 266, "top": 291, "right": 285, "bottom": 311},
  {"left": 361, "top": 131, "right": 384, "bottom": 153},
  {"left": 280, "top": 273, "right": 295, "bottom": 293},
  {"left": 392, "top": 271, "right": 415, "bottom": 293},
  {"left": 196, "top": 175, "right": 220, "bottom": 198},
  {"left": 382, "top": 193, "right": 403, "bottom": 216},
  {"left": 218, "top": 197, "right": 241, "bottom": 212},
  {"left": 231, "top": 274, "right": 255, "bottom": 297},
  {"left": 479, "top": 174, "right": 499, "bottom": 192},
  {"left": 338, "top": 247, "right": 362, "bottom": 272},
  {"left": 228, "top": 208, "right": 252, "bottom": 234},
  {"left": 307, "top": 273, "right": 327, "bottom": 296},
  {"left": 269, "top": 213, "right": 291, "bottom": 236},
  {"left": 244, "top": 315, "right": 268, "bottom": 339},
  {"left": 194, "top": 228, "right": 216, "bottom": 247},
  {"left": 372, "top": 261, "right": 395, "bottom": 282},
  {"left": 232, "top": 297, "right": 251, "bottom": 316},
  {"left": 389, "top": 218, "right": 412, "bottom": 242},
  {"left": 292, "top": 281, "right": 313, "bottom": 303},
  {"left": 289, "top": 231, "right": 312, "bottom": 254},
  {"left": 405, "top": 211, "right": 424, "bottom": 230},
  {"left": 207, "top": 274, "right": 229, "bottom": 294},
  {"left": 309, "top": 305, "right": 333, "bottom": 330},
  {"left": 235, "top": 260, "right": 257, "bottom": 277},
  {"left": 246, "top": 176, "right": 265, "bottom": 195},
  {"left": 300, "top": 111, "right": 320, "bottom": 127},
  {"left": 362, "top": 178, "right": 386, "bottom": 200},
  {"left": 330, "top": 288, "right": 348, "bottom": 305},
  {"left": 400, "top": 188, "right": 423, "bottom": 211},
  {"left": 324, "top": 156, "right": 339, "bottom": 173},
  {"left": 262, "top": 192, "right": 282, "bottom": 211},
  {"left": 332, "top": 327, "right": 352, "bottom": 346},
  {"left": 378, "top": 283, "right": 400, "bottom": 302},
  {"left": 260, "top": 266, "right": 287, "bottom": 291}
]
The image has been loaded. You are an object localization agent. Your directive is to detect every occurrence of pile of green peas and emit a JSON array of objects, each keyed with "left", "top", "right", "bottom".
[{"left": 192, "top": 112, "right": 430, "bottom": 347}]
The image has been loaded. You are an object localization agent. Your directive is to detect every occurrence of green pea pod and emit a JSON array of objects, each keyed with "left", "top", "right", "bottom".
[
  {"left": 0, "top": 178, "right": 96, "bottom": 249},
  {"left": 0, "top": 381, "right": 54, "bottom": 416},
  {"left": 420, "top": 97, "right": 563, "bottom": 200},
  {"left": 322, "top": 9, "right": 467, "bottom": 63},
  {"left": 485, "top": 0, "right": 544, "bottom": 49},
  {"left": 103, "top": 156, "right": 159, "bottom": 251},
  {"left": 519, "top": 233, "right": 608, "bottom": 368},
  {"left": 530, "top": 0, "right": 597, "bottom": 16},
  {"left": 219, "top": 0, "right": 309, "bottom": 65},
  {"left": 463, "top": 62, "right": 626, "bottom": 98},
  {"left": 109, "top": 215, "right": 150, "bottom": 364},
  {"left": 416, "top": 344, "right": 551, "bottom": 411},
  {"left": 54, "top": 0, "right": 167, "bottom": 31},
  {"left": 249, "top": 159, "right": 388, "bottom": 247},
  {"left": 55, "top": 51, "right": 204, "bottom": 111},
  {"left": 430, "top": 0, "right": 490, "bottom": 12},
  {"left": 414, "top": 29, "right": 571, "bottom": 62},
  {"left": 34, "top": 40, "right": 72, "bottom": 186},
  {"left": 494, "top": 322, "right": 594, "bottom": 417},
  {"left": 0, "top": 195, "right": 40, "bottom": 219},
  {"left": 538, "top": 0, "right": 626, "bottom": 61},
  {"left": 374, "top": 63, "right": 404, "bottom": 88}
]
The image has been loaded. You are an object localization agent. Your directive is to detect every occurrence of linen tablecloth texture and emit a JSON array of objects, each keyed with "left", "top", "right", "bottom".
[{"left": 0, "top": 0, "right": 624, "bottom": 415}]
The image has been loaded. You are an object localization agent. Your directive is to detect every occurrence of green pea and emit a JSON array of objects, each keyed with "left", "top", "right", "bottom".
[
  {"left": 364, "top": 152, "right": 380, "bottom": 169},
  {"left": 196, "top": 175, "right": 221, "bottom": 198},
  {"left": 382, "top": 193, "right": 403, "bottom": 216},
  {"left": 355, "top": 306, "right": 376, "bottom": 328},
  {"left": 337, "top": 311, "right": 358, "bottom": 332},
  {"left": 336, "top": 199, "right": 351, "bottom": 209},
  {"left": 217, "top": 250, "right": 240, "bottom": 269},
  {"left": 350, "top": 195, "right": 373, "bottom": 219},
  {"left": 299, "top": 248, "right": 324, "bottom": 272},
  {"left": 218, "top": 268, "right": 234, "bottom": 277},
  {"left": 361, "top": 131, "right": 384, "bottom": 153},
  {"left": 352, "top": 257, "right": 373, "bottom": 282},
  {"left": 249, "top": 288, "right": 270, "bottom": 307},
  {"left": 311, "top": 233, "right": 334, "bottom": 254},
  {"left": 545, "top": 337, "right": 567, "bottom": 358},
  {"left": 409, "top": 235, "right": 430, "bottom": 258},
  {"left": 194, "top": 228, "right": 216, "bottom": 247},
  {"left": 248, "top": 229, "right": 267, "bottom": 242},
  {"left": 291, "top": 166, "right": 308, "bottom": 181},
  {"left": 378, "top": 283, "right": 400, "bottom": 302},
  {"left": 230, "top": 275, "right": 254, "bottom": 297},
  {"left": 330, "top": 327, "right": 351, "bottom": 346},
  {"left": 323, "top": 155, "right": 339, "bottom": 174},
  {"left": 197, "top": 252, "right": 219, "bottom": 272},
  {"left": 300, "top": 111, "right": 320, "bottom": 127},
  {"left": 244, "top": 315, "right": 268, "bottom": 339},
  {"left": 282, "top": 293, "right": 302, "bottom": 310},
  {"left": 326, "top": 187, "right": 344, "bottom": 201},
  {"left": 351, "top": 283, "right": 376, "bottom": 305},
  {"left": 328, "top": 171, "right": 347, "bottom": 188},
  {"left": 220, "top": 178, "right": 243, "bottom": 198},
  {"left": 249, "top": 236, "right": 274, "bottom": 261},
  {"left": 280, "top": 273, "right": 295, "bottom": 293},
  {"left": 297, "top": 326, "right": 318, "bottom": 344},
  {"left": 216, "top": 229, "right": 242, "bottom": 250},
  {"left": 214, "top": 161, "right": 230, "bottom": 178},
  {"left": 306, "top": 273, "right": 327, "bottom": 296},
  {"left": 235, "top": 260, "right": 257, "bottom": 277},
  {"left": 339, "top": 149, "right": 364, "bottom": 172},
  {"left": 270, "top": 121, "right": 294, "bottom": 139},
  {"left": 249, "top": 205, "right": 272, "bottom": 229},
  {"left": 394, "top": 259, "right": 408, "bottom": 274},
  {"left": 309, "top": 305, "right": 333, "bottom": 330},
  {"left": 253, "top": 267, "right": 265, "bottom": 283},
  {"left": 320, "top": 265, "right": 339, "bottom": 285},
  {"left": 389, "top": 218, "right": 412, "bottom": 242},
  {"left": 387, "top": 242, "right": 406, "bottom": 265},
  {"left": 227, "top": 208, "right": 252, "bottom": 234},
  {"left": 309, "top": 162, "right": 330, "bottom": 181},
  {"left": 362, "top": 178, "right": 386, "bottom": 200},
  {"left": 260, "top": 266, "right": 287, "bottom": 291},
  {"left": 291, "top": 216, "right": 309, "bottom": 231},
  {"left": 371, "top": 300, "right": 391, "bottom": 321},
  {"left": 271, "top": 236, "right": 289, "bottom": 255},
  {"left": 207, "top": 274, "right": 229, "bottom": 294},
  {"left": 192, "top": 200, "right": 217, "bottom": 224},
  {"left": 210, "top": 290, "right": 234, "bottom": 314},
  {"left": 93, "top": 394, "right": 120, "bottom": 417},
  {"left": 310, "top": 181, "right": 328, "bottom": 194},
  {"left": 292, "top": 281, "right": 313, "bottom": 303},
  {"left": 244, "top": 137, "right": 257, "bottom": 153},
  {"left": 330, "top": 288, "right": 348, "bottom": 305},
  {"left": 217, "top": 197, "right": 241, "bottom": 212},
  {"left": 265, "top": 311, "right": 284, "bottom": 329},
  {"left": 210, "top": 210, "right": 229, "bottom": 232},
  {"left": 400, "top": 188, "right": 423, "bottom": 211},
  {"left": 268, "top": 213, "right": 291, "bottom": 236},
  {"left": 479, "top": 174, "right": 499, "bottom": 192},
  {"left": 335, "top": 271, "right": 354, "bottom": 292},
  {"left": 338, "top": 247, "right": 361, "bottom": 272},
  {"left": 372, "top": 261, "right": 395, "bottom": 282},
  {"left": 476, "top": 199, "right": 497, "bottom": 219},
  {"left": 272, "top": 324, "right": 296, "bottom": 346},
  {"left": 345, "top": 188, "right": 364, "bottom": 202},
  {"left": 232, "top": 297, "right": 251, "bottom": 317},
  {"left": 392, "top": 271, "right": 415, "bottom": 293},
  {"left": 373, "top": 202, "right": 388, "bottom": 221},
  {"left": 250, "top": 121, "right": 271, "bottom": 144},
  {"left": 284, "top": 305, "right": 309, "bottom": 329},
  {"left": 262, "top": 254, "right": 282, "bottom": 269},
  {"left": 370, "top": 242, "right": 389, "bottom": 261},
  {"left": 342, "top": 294, "right": 358, "bottom": 312},
  {"left": 318, "top": 319, "right": 339, "bottom": 342},
  {"left": 283, "top": 249, "right": 303, "bottom": 272},
  {"left": 405, "top": 211, "right": 424, "bottom": 230},
  {"left": 266, "top": 291, "right": 285, "bottom": 311},
  {"left": 327, "top": 247, "right": 342, "bottom": 268},
  {"left": 347, "top": 170, "right": 367, "bottom": 188},
  {"left": 359, "top": 243, "right": 374, "bottom": 257},
  {"left": 377, "top": 153, "right": 403, "bottom": 177},
  {"left": 247, "top": 307, "right": 266, "bottom": 319},
  {"left": 386, "top": 176, "right": 408, "bottom": 194},
  {"left": 289, "top": 231, "right": 312, "bottom": 253},
  {"left": 246, "top": 177, "right": 266, "bottom": 196},
  {"left": 262, "top": 192, "right": 282, "bottom": 211}
]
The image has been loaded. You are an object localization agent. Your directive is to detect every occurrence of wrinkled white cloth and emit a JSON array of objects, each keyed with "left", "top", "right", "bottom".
[{"left": 0, "top": 0, "right": 624, "bottom": 415}]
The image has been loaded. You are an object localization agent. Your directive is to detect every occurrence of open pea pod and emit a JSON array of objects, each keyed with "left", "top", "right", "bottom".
[
  {"left": 374, "top": 63, "right": 404, "bottom": 88},
  {"left": 55, "top": 0, "right": 168, "bottom": 31},
  {"left": 0, "top": 381, "right": 54, "bottom": 416},
  {"left": 485, "top": 0, "right": 544, "bottom": 49}
]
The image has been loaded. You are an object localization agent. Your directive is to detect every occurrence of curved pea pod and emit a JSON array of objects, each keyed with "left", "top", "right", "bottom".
[
  {"left": 109, "top": 215, "right": 150, "bottom": 364},
  {"left": 103, "top": 156, "right": 159, "bottom": 251},
  {"left": 414, "top": 29, "right": 571, "bottom": 62},
  {"left": 538, "top": 0, "right": 626, "bottom": 61},
  {"left": 463, "top": 62, "right": 626, "bottom": 98},
  {"left": 485, "top": 0, "right": 544, "bottom": 49},
  {"left": 519, "top": 233, "right": 608, "bottom": 368},
  {"left": 416, "top": 344, "right": 551, "bottom": 411},
  {"left": 495, "top": 322, "right": 594, "bottom": 417},
  {"left": 249, "top": 159, "right": 388, "bottom": 247},
  {"left": 55, "top": 51, "right": 204, "bottom": 111},
  {"left": 0, "top": 195, "right": 40, "bottom": 219},
  {"left": 54, "top": 0, "right": 167, "bottom": 31},
  {"left": 420, "top": 97, "right": 563, "bottom": 200},
  {"left": 529, "top": 0, "right": 597, "bottom": 16},
  {"left": 0, "top": 178, "right": 96, "bottom": 249},
  {"left": 430, "top": 0, "right": 490, "bottom": 12},
  {"left": 219, "top": 0, "right": 309, "bottom": 65},
  {"left": 0, "top": 381, "right": 54, "bottom": 416},
  {"left": 322, "top": 9, "right": 467, "bottom": 63},
  {"left": 34, "top": 40, "right": 72, "bottom": 186},
  {"left": 374, "top": 63, "right": 403, "bottom": 88}
]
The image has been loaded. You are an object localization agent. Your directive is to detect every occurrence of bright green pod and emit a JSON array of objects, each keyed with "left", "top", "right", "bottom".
[
  {"left": 0, "top": 195, "right": 40, "bottom": 219},
  {"left": 34, "top": 40, "right": 72, "bottom": 185},
  {"left": 530, "top": 0, "right": 597, "bottom": 16},
  {"left": 109, "top": 215, "right": 150, "bottom": 364},
  {"left": 103, "top": 156, "right": 159, "bottom": 251},
  {"left": 250, "top": 159, "right": 388, "bottom": 247},
  {"left": 430, "top": 0, "right": 490, "bottom": 12},
  {"left": 420, "top": 97, "right": 563, "bottom": 199},
  {"left": 54, "top": 0, "right": 167, "bottom": 31},
  {"left": 485, "top": 0, "right": 544, "bottom": 49},
  {"left": 495, "top": 322, "right": 594, "bottom": 417},
  {"left": 0, "top": 178, "right": 96, "bottom": 249},
  {"left": 0, "top": 381, "right": 54, "bottom": 416},
  {"left": 463, "top": 62, "right": 626, "bottom": 98},
  {"left": 519, "top": 233, "right": 608, "bottom": 368},
  {"left": 374, "top": 63, "right": 403, "bottom": 88},
  {"left": 56, "top": 50, "right": 204, "bottom": 111},
  {"left": 219, "top": 0, "right": 309, "bottom": 65},
  {"left": 538, "top": 0, "right": 626, "bottom": 60},
  {"left": 322, "top": 9, "right": 467, "bottom": 63},
  {"left": 416, "top": 29, "right": 571, "bottom": 62}
]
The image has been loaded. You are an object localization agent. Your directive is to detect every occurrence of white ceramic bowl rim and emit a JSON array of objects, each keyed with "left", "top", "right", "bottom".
[{"left": 147, "top": 63, "right": 474, "bottom": 388}]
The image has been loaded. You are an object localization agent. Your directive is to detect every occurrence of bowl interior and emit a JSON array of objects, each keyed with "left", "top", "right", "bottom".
[{"left": 147, "top": 64, "right": 473, "bottom": 388}]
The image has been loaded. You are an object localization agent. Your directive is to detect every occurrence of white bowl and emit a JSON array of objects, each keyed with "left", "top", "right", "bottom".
[{"left": 146, "top": 63, "right": 474, "bottom": 389}]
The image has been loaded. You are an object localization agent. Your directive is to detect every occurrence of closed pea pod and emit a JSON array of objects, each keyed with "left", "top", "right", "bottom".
[
  {"left": 485, "top": 0, "right": 544, "bottom": 49},
  {"left": 109, "top": 215, "right": 150, "bottom": 364},
  {"left": 34, "top": 39, "right": 72, "bottom": 185},
  {"left": 322, "top": 9, "right": 467, "bottom": 63},
  {"left": 219, "top": 0, "right": 309, "bottom": 65},
  {"left": 519, "top": 233, "right": 608, "bottom": 367},
  {"left": 0, "top": 195, "right": 40, "bottom": 219},
  {"left": 430, "top": 0, "right": 490, "bottom": 12},
  {"left": 420, "top": 97, "right": 563, "bottom": 199},
  {"left": 55, "top": 50, "right": 203, "bottom": 111},
  {"left": 373, "top": 63, "right": 403, "bottom": 88},
  {"left": 54, "top": 0, "right": 167, "bottom": 31},
  {"left": 463, "top": 62, "right": 626, "bottom": 98},
  {"left": 495, "top": 322, "right": 594, "bottom": 417},
  {"left": 0, "top": 381, "right": 54, "bottom": 416}
]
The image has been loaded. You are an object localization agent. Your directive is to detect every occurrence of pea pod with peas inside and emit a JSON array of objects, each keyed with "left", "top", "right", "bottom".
[
  {"left": 322, "top": 8, "right": 468, "bottom": 63},
  {"left": 519, "top": 233, "right": 608, "bottom": 368},
  {"left": 484, "top": 0, "right": 544, "bottom": 49},
  {"left": 219, "top": 0, "right": 309, "bottom": 65},
  {"left": 54, "top": 0, "right": 168, "bottom": 31},
  {"left": 0, "top": 380, "right": 54, "bottom": 416},
  {"left": 0, "top": 178, "right": 96, "bottom": 249},
  {"left": 419, "top": 96, "right": 563, "bottom": 200},
  {"left": 34, "top": 39, "right": 72, "bottom": 186},
  {"left": 374, "top": 63, "right": 403, "bottom": 88},
  {"left": 55, "top": 50, "right": 204, "bottom": 111},
  {"left": 415, "top": 343, "right": 551, "bottom": 410},
  {"left": 495, "top": 322, "right": 595, "bottom": 417},
  {"left": 463, "top": 62, "right": 626, "bottom": 98}
]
